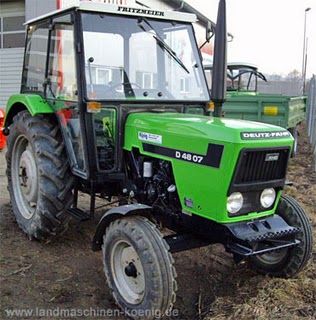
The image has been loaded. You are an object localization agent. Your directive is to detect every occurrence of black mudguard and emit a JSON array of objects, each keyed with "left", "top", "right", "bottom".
[{"left": 92, "top": 204, "right": 152, "bottom": 251}]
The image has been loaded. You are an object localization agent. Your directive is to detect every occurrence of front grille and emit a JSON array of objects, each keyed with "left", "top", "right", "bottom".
[{"left": 234, "top": 148, "right": 290, "bottom": 184}]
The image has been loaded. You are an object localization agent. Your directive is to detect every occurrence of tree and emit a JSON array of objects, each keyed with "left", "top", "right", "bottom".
[{"left": 286, "top": 69, "right": 301, "bottom": 81}]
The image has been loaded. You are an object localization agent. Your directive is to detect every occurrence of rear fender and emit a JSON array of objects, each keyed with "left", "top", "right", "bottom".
[
  {"left": 92, "top": 204, "right": 152, "bottom": 251},
  {"left": 4, "top": 94, "right": 54, "bottom": 128}
]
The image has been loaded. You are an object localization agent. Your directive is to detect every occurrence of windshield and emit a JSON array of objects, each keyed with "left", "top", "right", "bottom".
[{"left": 81, "top": 13, "right": 209, "bottom": 101}]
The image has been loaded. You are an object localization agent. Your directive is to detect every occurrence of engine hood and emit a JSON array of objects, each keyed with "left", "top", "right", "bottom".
[{"left": 125, "top": 112, "right": 293, "bottom": 145}]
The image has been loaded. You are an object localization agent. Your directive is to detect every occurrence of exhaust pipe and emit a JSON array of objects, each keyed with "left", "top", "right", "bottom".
[{"left": 211, "top": 0, "right": 227, "bottom": 117}]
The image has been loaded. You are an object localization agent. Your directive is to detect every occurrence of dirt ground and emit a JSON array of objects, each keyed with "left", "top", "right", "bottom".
[{"left": 0, "top": 123, "right": 315, "bottom": 320}]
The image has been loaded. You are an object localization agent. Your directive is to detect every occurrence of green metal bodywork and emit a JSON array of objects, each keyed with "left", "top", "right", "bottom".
[
  {"left": 223, "top": 92, "right": 306, "bottom": 129},
  {"left": 4, "top": 94, "right": 54, "bottom": 127},
  {"left": 5, "top": 94, "right": 294, "bottom": 224},
  {"left": 124, "top": 112, "right": 294, "bottom": 224}
]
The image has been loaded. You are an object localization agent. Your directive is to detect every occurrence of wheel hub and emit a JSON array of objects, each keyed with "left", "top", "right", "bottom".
[
  {"left": 12, "top": 136, "right": 38, "bottom": 220},
  {"left": 125, "top": 262, "right": 138, "bottom": 278},
  {"left": 111, "top": 241, "right": 145, "bottom": 304},
  {"left": 255, "top": 248, "right": 288, "bottom": 265},
  {"left": 19, "top": 147, "right": 38, "bottom": 203}
]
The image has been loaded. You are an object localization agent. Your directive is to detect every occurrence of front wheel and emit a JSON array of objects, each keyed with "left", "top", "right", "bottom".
[
  {"left": 250, "top": 195, "right": 313, "bottom": 277},
  {"left": 102, "top": 216, "right": 177, "bottom": 319}
]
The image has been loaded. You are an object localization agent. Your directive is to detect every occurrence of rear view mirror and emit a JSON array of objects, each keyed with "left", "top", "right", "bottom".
[
  {"left": 200, "top": 21, "right": 214, "bottom": 50},
  {"left": 206, "top": 21, "right": 213, "bottom": 42}
]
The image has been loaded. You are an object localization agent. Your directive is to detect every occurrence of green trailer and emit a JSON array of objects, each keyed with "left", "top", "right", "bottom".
[{"left": 204, "top": 63, "right": 306, "bottom": 154}]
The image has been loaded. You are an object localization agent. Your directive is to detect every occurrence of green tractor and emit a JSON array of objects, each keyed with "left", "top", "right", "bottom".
[{"left": 3, "top": 1, "right": 312, "bottom": 319}]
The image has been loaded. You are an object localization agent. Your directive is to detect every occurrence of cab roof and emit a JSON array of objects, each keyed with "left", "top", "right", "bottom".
[
  {"left": 204, "top": 62, "right": 259, "bottom": 71},
  {"left": 25, "top": 1, "right": 197, "bottom": 25}
]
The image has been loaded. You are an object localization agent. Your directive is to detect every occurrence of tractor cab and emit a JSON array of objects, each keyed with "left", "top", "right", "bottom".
[
  {"left": 19, "top": 2, "right": 209, "bottom": 181},
  {"left": 204, "top": 62, "right": 267, "bottom": 92}
]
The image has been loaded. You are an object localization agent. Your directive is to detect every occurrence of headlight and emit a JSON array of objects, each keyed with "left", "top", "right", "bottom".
[
  {"left": 260, "top": 188, "right": 276, "bottom": 208},
  {"left": 227, "top": 192, "right": 243, "bottom": 214}
]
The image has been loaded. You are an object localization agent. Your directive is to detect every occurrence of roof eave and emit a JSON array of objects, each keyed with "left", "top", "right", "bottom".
[{"left": 161, "top": 0, "right": 233, "bottom": 39}]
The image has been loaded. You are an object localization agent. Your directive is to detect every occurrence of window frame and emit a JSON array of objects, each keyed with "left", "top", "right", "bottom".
[
  {"left": 21, "top": 11, "right": 79, "bottom": 99},
  {"left": 46, "top": 18, "right": 78, "bottom": 102},
  {"left": 20, "top": 20, "right": 50, "bottom": 95},
  {"left": 0, "top": 12, "right": 25, "bottom": 49},
  {"left": 96, "top": 67, "right": 112, "bottom": 85},
  {"left": 79, "top": 11, "right": 211, "bottom": 104}
]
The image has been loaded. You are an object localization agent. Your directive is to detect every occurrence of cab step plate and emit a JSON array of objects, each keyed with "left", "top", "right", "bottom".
[{"left": 66, "top": 208, "right": 91, "bottom": 221}]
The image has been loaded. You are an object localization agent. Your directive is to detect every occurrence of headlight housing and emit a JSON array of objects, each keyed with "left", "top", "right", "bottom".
[
  {"left": 227, "top": 192, "right": 243, "bottom": 214},
  {"left": 260, "top": 188, "right": 276, "bottom": 208}
]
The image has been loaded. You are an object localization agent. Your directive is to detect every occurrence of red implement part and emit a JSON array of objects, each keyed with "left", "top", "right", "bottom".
[{"left": 0, "top": 109, "right": 6, "bottom": 150}]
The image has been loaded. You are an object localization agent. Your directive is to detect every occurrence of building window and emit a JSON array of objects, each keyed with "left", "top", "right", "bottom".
[
  {"left": 142, "top": 72, "right": 154, "bottom": 89},
  {"left": 0, "top": 14, "right": 25, "bottom": 48},
  {"left": 96, "top": 68, "right": 112, "bottom": 85},
  {"left": 180, "top": 77, "right": 190, "bottom": 93}
]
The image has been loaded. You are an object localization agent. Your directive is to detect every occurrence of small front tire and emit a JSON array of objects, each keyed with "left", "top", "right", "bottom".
[
  {"left": 250, "top": 195, "right": 313, "bottom": 277},
  {"left": 102, "top": 216, "right": 177, "bottom": 319}
]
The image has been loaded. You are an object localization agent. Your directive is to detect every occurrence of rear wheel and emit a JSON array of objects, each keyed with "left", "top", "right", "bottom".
[
  {"left": 102, "top": 216, "right": 177, "bottom": 319},
  {"left": 6, "top": 111, "right": 74, "bottom": 240},
  {"left": 250, "top": 195, "right": 313, "bottom": 277}
]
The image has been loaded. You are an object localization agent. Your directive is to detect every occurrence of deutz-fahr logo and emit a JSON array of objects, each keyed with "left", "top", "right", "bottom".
[
  {"left": 118, "top": 6, "right": 165, "bottom": 17},
  {"left": 241, "top": 131, "right": 291, "bottom": 140}
]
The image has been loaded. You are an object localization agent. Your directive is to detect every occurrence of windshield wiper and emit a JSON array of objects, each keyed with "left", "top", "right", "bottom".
[
  {"left": 122, "top": 70, "right": 135, "bottom": 98},
  {"left": 138, "top": 18, "right": 190, "bottom": 74},
  {"left": 153, "top": 35, "right": 190, "bottom": 74}
]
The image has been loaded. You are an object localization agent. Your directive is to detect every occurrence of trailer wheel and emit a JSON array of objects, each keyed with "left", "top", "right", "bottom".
[
  {"left": 102, "top": 216, "right": 177, "bottom": 319},
  {"left": 6, "top": 111, "right": 74, "bottom": 240},
  {"left": 289, "top": 127, "right": 298, "bottom": 157},
  {"left": 250, "top": 195, "right": 313, "bottom": 277}
]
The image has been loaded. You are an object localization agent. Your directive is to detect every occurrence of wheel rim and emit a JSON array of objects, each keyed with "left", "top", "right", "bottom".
[
  {"left": 110, "top": 240, "right": 145, "bottom": 305},
  {"left": 11, "top": 135, "right": 38, "bottom": 219},
  {"left": 255, "top": 248, "right": 288, "bottom": 265},
  {"left": 293, "top": 137, "right": 298, "bottom": 155}
]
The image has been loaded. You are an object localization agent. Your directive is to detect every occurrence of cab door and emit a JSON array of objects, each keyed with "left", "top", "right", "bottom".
[{"left": 46, "top": 14, "right": 88, "bottom": 177}]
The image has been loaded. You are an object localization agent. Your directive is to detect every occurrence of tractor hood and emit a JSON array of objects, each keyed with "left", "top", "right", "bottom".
[{"left": 124, "top": 112, "right": 294, "bottom": 146}]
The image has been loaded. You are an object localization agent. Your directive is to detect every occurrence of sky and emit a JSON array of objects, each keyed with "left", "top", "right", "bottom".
[{"left": 187, "top": 0, "right": 316, "bottom": 78}]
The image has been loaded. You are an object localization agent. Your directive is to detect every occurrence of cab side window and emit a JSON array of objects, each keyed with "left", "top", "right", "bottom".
[
  {"left": 21, "top": 22, "right": 49, "bottom": 94},
  {"left": 47, "top": 15, "right": 77, "bottom": 101},
  {"left": 93, "top": 108, "right": 116, "bottom": 171}
]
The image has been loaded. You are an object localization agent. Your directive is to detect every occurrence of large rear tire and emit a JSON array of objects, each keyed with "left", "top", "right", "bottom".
[
  {"left": 6, "top": 111, "right": 74, "bottom": 240},
  {"left": 250, "top": 195, "right": 313, "bottom": 277},
  {"left": 102, "top": 216, "right": 177, "bottom": 320}
]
